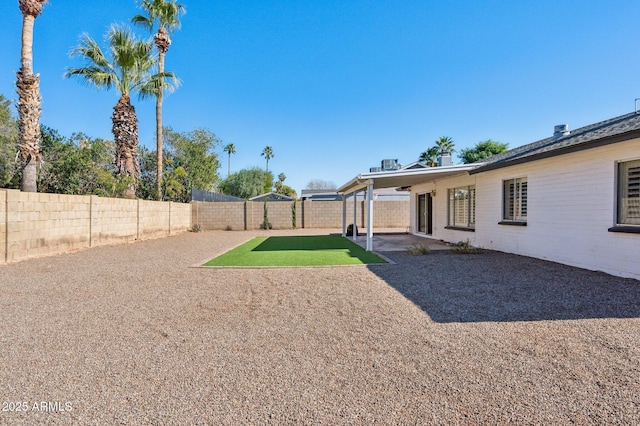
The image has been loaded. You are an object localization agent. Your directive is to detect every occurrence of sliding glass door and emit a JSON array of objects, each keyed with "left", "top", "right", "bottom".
[{"left": 417, "top": 193, "right": 432, "bottom": 234}]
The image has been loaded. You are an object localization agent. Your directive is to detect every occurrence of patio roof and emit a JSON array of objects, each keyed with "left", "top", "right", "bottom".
[
  {"left": 336, "top": 163, "right": 480, "bottom": 252},
  {"left": 336, "top": 163, "right": 480, "bottom": 194}
]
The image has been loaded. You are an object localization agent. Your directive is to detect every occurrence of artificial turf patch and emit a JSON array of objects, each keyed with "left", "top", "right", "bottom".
[{"left": 203, "top": 235, "right": 387, "bottom": 266}]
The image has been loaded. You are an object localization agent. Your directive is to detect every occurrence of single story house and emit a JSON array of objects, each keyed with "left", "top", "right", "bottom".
[{"left": 337, "top": 111, "right": 640, "bottom": 279}]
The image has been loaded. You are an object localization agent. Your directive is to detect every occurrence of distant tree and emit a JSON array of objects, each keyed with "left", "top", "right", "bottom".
[
  {"left": 459, "top": 139, "right": 509, "bottom": 164},
  {"left": 132, "top": 0, "right": 185, "bottom": 198},
  {"left": 418, "top": 146, "right": 439, "bottom": 167},
  {"left": 274, "top": 172, "right": 296, "bottom": 198},
  {"left": 66, "top": 25, "right": 177, "bottom": 198},
  {"left": 37, "top": 126, "right": 132, "bottom": 197},
  {"left": 435, "top": 136, "right": 456, "bottom": 156},
  {"left": 17, "top": 0, "right": 48, "bottom": 192},
  {"left": 220, "top": 167, "right": 272, "bottom": 199},
  {"left": 261, "top": 145, "right": 274, "bottom": 173},
  {"left": 263, "top": 170, "right": 274, "bottom": 194},
  {"left": 0, "top": 94, "right": 20, "bottom": 188},
  {"left": 223, "top": 142, "right": 236, "bottom": 177},
  {"left": 161, "top": 127, "right": 221, "bottom": 202},
  {"left": 306, "top": 179, "right": 336, "bottom": 190}
]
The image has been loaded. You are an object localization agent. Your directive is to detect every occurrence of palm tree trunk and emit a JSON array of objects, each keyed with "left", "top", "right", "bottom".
[
  {"left": 228, "top": 152, "right": 231, "bottom": 177},
  {"left": 156, "top": 51, "right": 165, "bottom": 200},
  {"left": 17, "top": 9, "right": 42, "bottom": 192},
  {"left": 16, "top": 72, "right": 41, "bottom": 192},
  {"left": 154, "top": 26, "right": 171, "bottom": 200},
  {"left": 112, "top": 94, "right": 140, "bottom": 198}
]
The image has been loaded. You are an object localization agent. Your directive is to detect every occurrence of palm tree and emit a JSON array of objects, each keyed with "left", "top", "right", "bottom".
[
  {"left": 17, "top": 0, "right": 48, "bottom": 192},
  {"left": 223, "top": 143, "right": 235, "bottom": 177},
  {"left": 261, "top": 145, "right": 274, "bottom": 173},
  {"left": 66, "top": 25, "right": 176, "bottom": 198},
  {"left": 419, "top": 146, "right": 439, "bottom": 167},
  {"left": 435, "top": 136, "right": 456, "bottom": 156},
  {"left": 132, "top": 0, "right": 185, "bottom": 199}
]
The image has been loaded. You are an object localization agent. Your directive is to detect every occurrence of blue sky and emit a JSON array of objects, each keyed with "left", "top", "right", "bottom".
[{"left": 1, "top": 1, "right": 640, "bottom": 194}]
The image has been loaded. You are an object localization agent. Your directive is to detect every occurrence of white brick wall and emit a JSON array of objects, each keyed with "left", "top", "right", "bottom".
[{"left": 410, "top": 138, "right": 640, "bottom": 279}]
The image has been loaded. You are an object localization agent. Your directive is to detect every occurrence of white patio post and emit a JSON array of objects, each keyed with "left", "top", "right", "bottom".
[
  {"left": 342, "top": 194, "right": 347, "bottom": 237},
  {"left": 352, "top": 190, "right": 357, "bottom": 242},
  {"left": 366, "top": 182, "right": 374, "bottom": 251}
]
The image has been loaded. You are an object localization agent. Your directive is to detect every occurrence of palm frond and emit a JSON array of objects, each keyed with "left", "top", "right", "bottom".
[
  {"left": 135, "top": 0, "right": 186, "bottom": 33},
  {"left": 66, "top": 24, "right": 156, "bottom": 98},
  {"left": 139, "top": 71, "right": 181, "bottom": 99},
  {"left": 131, "top": 14, "right": 153, "bottom": 32},
  {"left": 64, "top": 67, "right": 117, "bottom": 90},
  {"left": 68, "top": 33, "right": 112, "bottom": 70}
]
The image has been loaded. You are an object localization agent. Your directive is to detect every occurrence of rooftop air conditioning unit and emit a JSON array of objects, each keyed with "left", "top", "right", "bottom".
[{"left": 382, "top": 159, "right": 399, "bottom": 170}]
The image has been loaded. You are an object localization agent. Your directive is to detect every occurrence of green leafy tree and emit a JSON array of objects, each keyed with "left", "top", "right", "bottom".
[
  {"left": 220, "top": 167, "right": 272, "bottom": 199},
  {"left": 418, "top": 146, "right": 439, "bottom": 167},
  {"left": 261, "top": 145, "right": 274, "bottom": 173},
  {"left": 459, "top": 139, "right": 509, "bottom": 164},
  {"left": 136, "top": 145, "right": 159, "bottom": 199},
  {"left": 0, "top": 94, "right": 20, "bottom": 188},
  {"left": 37, "top": 126, "right": 132, "bottom": 197},
  {"left": 17, "top": 0, "right": 48, "bottom": 192},
  {"left": 223, "top": 142, "right": 235, "bottom": 177},
  {"left": 263, "top": 170, "right": 274, "bottom": 194},
  {"left": 162, "top": 126, "right": 221, "bottom": 202},
  {"left": 132, "top": 0, "right": 185, "bottom": 198},
  {"left": 66, "top": 24, "right": 177, "bottom": 198}
]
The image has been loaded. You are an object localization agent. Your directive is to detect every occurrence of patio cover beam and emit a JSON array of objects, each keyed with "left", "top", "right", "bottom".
[{"left": 366, "top": 181, "right": 374, "bottom": 251}]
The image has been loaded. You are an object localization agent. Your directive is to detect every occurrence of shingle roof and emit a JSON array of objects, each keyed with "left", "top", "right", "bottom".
[{"left": 471, "top": 111, "right": 640, "bottom": 174}]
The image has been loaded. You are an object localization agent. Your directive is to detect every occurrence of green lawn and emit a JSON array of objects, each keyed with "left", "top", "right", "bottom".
[{"left": 203, "top": 235, "right": 387, "bottom": 266}]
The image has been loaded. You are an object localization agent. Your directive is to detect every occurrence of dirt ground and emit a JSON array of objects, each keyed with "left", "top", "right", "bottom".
[{"left": 0, "top": 229, "right": 638, "bottom": 425}]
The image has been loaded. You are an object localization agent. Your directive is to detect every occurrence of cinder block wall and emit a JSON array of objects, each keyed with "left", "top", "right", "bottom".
[
  {"left": 0, "top": 189, "right": 191, "bottom": 264},
  {"left": 302, "top": 201, "right": 362, "bottom": 228},
  {"left": 170, "top": 202, "right": 192, "bottom": 234},
  {"left": 191, "top": 199, "right": 410, "bottom": 231},
  {"left": 193, "top": 201, "right": 298, "bottom": 230},
  {"left": 139, "top": 200, "right": 170, "bottom": 239},
  {"left": 192, "top": 201, "right": 246, "bottom": 231},
  {"left": 0, "top": 190, "right": 6, "bottom": 263},
  {"left": 253, "top": 201, "right": 294, "bottom": 230},
  {"left": 90, "top": 196, "right": 138, "bottom": 246},
  {"left": 5, "top": 190, "right": 91, "bottom": 263},
  {"left": 371, "top": 200, "right": 410, "bottom": 228}
]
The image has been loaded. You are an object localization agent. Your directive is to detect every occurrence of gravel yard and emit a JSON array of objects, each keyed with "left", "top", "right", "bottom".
[{"left": 0, "top": 229, "right": 638, "bottom": 425}]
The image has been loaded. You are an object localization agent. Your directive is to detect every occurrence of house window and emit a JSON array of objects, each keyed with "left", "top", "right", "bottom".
[
  {"left": 447, "top": 186, "right": 475, "bottom": 229},
  {"left": 502, "top": 177, "right": 527, "bottom": 223},
  {"left": 617, "top": 159, "right": 640, "bottom": 225}
]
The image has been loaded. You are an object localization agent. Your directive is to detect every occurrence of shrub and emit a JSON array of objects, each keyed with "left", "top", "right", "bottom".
[
  {"left": 450, "top": 239, "right": 482, "bottom": 254},
  {"left": 191, "top": 223, "right": 203, "bottom": 233},
  {"left": 262, "top": 201, "right": 270, "bottom": 230},
  {"left": 406, "top": 243, "right": 430, "bottom": 255},
  {"left": 291, "top": 200, "right": 297, "bottom": 229}
]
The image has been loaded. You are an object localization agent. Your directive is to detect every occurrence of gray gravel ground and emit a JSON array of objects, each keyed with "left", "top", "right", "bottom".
[{"left": 0, "top": 229, "right": 638, "bottom": 425}]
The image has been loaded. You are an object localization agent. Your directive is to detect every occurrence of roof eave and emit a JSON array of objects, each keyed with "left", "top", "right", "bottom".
[{"left": 470, "top": 129, "right": 640, "bottom": 175}]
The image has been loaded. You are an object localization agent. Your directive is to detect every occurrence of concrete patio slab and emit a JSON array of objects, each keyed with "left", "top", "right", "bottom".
[{"left": 352, "top": 232, "right": 450, "bottom": 252}]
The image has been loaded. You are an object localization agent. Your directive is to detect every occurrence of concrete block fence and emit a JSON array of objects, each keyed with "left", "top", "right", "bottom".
[
  {"left": 0, "top": 190, "right": 408, "bottom": 264},
  {"left": 192, "top": 200, "right": 410, "bottom": 231},
  {"left": 0, "top": 189, "right": 191, "bottom": 264}
]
